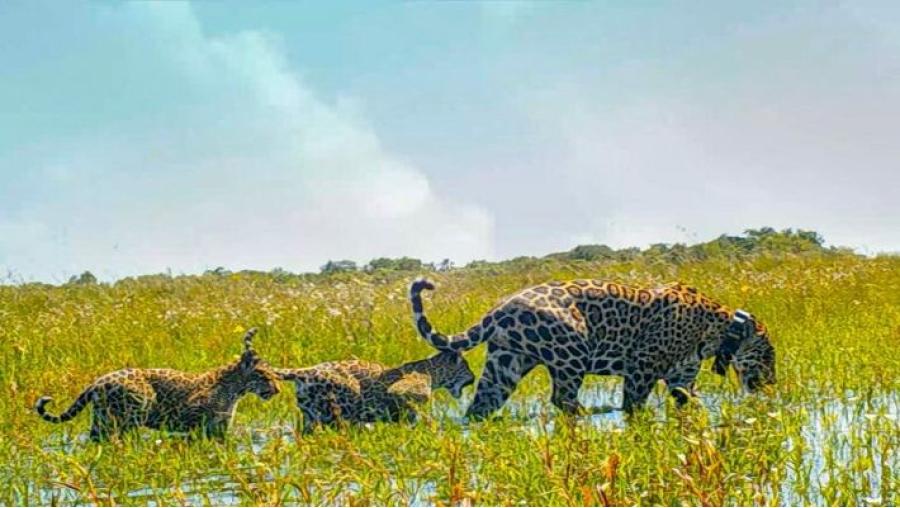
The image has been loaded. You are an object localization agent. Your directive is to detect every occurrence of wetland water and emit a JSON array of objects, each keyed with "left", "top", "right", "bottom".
[{"left": 35, "top": 383, "right": 898, "bottom": 506}]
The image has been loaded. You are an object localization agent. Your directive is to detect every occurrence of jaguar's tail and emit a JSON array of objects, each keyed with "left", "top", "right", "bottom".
[
  {"left": 409, "top": 277, "right": 489, "bottom": 353},
  {"left": 35, "top": 387, "right": 94, "bottom": 424}
]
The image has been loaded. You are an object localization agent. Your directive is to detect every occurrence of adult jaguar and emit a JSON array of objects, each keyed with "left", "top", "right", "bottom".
[
  {"left": 275, "top": 350, "right": 474, "bottom": 433},
  {"left": 35, "top": 328, "right": 280, "bottom": 440},
  {"left": 409, "top": 278, "right": 775, "bottom": 418}
]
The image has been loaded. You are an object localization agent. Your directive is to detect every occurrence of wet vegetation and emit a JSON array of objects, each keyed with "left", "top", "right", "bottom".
[{"left": 1, "top": 229, "right": 897, "bottom": 505}]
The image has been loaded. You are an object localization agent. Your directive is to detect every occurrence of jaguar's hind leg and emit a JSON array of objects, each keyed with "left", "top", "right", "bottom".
[
  {"left": 466, "top": 347, "right": 537, "bottom": 419},
  {"left": 549, "top": 367, "right": 585, "bottom": 415},
  {"left": 298, "top": 407, "right": 323, "bottom": 435},
  {"left": 89, "top": 407, "right": 116, "bottom": 442}
]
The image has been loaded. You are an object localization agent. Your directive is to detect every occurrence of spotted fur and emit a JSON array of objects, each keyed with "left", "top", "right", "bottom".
[
  {"left": 35, "top": 328, "right": 280, "bottom": 441},
  {"left": 275, "top": 351, "right": 475, "bottom": 433},
  {"left": 410, "top": 278, "right": 775, "bottom": 417}
]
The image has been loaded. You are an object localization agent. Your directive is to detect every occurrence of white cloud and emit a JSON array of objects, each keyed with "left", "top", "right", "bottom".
[
  {"left": 4, "top": 3, "right": 898, "bottom": 284},
  {"left": 0, "top": 4, "right": 494, "bottom": 282},
  {"left": 519, "top": 91, "right": 899, "bottom": 253},
  {"left": 511, "top": 5, "right": 900, "bottom": 255}
]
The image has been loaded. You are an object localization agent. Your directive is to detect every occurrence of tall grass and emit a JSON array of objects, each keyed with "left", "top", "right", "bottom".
[{"left": 1, "top": 253, "right": 897, "bottom": 505}]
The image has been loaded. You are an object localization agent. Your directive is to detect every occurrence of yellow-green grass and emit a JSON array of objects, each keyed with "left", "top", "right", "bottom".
[{"left": 1, "top": 254, "right": 898, "bottom": 505}]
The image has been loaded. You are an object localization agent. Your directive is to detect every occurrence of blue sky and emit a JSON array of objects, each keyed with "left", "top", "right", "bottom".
[{"left": 1, "top": 2, "right": 898, "bottom": 282}]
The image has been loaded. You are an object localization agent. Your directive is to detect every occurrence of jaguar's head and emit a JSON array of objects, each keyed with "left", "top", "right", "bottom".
[
  {"left": 236, "top": 328, "right": 281, "bottom": 400},
  {"left": 714, "top": 311, "right": 776, "bottom": 391},
  {"left": 428, "top": 351, "right": 476, "bottom": 399}
]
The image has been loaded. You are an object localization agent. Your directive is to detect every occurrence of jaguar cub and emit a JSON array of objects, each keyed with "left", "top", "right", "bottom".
[
  {"left": 275, "top": 351, "right": 474, "bottom": 433},
  {"left": 35, "top": 328, "right": 280, "bottom": 441}
]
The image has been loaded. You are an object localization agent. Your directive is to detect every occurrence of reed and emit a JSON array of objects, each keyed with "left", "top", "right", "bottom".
[{"left": 1, "top": 253, "right": 897, "bottom": 505}]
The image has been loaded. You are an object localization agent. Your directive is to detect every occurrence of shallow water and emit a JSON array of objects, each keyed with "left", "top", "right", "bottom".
[
  {"left": 785, "top": 395, "right": 898, "bottom": 506},
  {"left": 34, "top": 386, "right": 898, "bottom": 506}
]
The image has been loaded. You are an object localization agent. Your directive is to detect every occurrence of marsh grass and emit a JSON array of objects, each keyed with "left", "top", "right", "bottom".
[{"left": 1, "top": 254, "right": 897, "bottom": 505}]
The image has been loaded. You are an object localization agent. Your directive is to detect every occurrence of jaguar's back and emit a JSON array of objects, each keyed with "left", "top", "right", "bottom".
[{"left": 276, "top": 351, "right": 474, "bottom": 433}]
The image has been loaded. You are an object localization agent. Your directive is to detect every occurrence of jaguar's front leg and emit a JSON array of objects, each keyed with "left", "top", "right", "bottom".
[
  {"left": 664, "top": 362, "right": 699, "bottom": 407},
  {"left": 622, "top": 373, "right": 656, "bottom": 414},
  {"left": 204, "top": 414, "right": 231, "bottom": 440}
]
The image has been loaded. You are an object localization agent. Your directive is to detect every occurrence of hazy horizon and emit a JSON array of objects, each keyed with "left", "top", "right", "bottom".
[{"left": 2, "top": 2, "right": 898, "bottom": 283}]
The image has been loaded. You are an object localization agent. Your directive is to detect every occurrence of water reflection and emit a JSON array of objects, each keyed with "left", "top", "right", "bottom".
[{"left": 34, "top": 387, "right": 898, "bottom": 506}]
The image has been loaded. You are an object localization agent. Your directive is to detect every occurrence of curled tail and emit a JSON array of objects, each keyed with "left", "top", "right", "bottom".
[
  {"left": 34, "top": 388, "right": 94, "bottom": 424},
  {"left": 242, "top": 327, "right": 258, "bottom": 351},
  {"left": 409, "top": 277, "right": 489, "bottom": 353}
]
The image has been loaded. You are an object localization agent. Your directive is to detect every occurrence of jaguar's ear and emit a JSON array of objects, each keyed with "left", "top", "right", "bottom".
[{"left": 714, "top": 310, "right": 751, "bottom": 376}]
